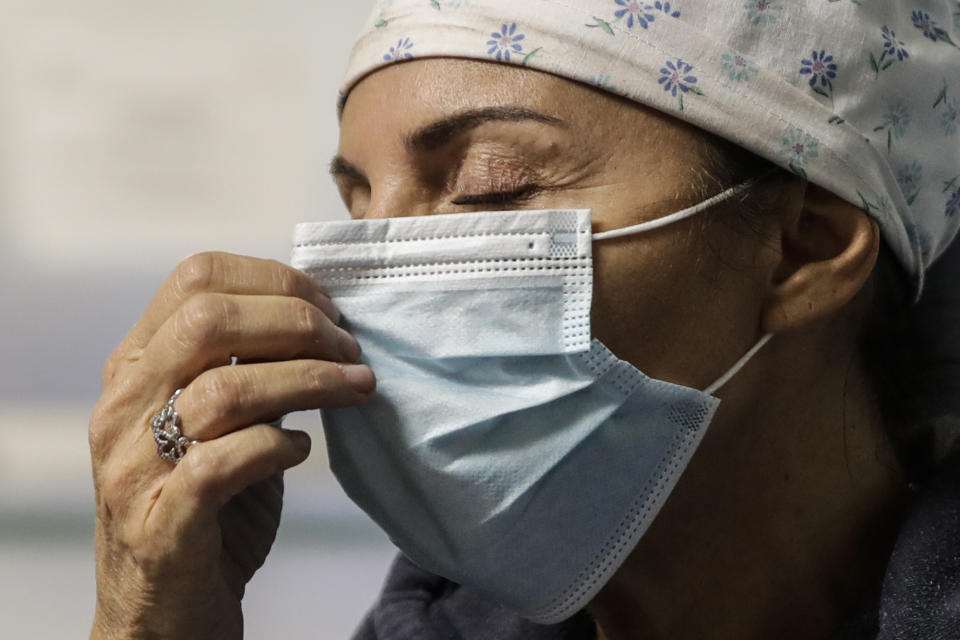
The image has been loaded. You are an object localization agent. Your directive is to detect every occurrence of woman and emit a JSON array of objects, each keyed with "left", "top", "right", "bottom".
[{"left": 88, "top": 1, "right": 960, "bottom": 638}]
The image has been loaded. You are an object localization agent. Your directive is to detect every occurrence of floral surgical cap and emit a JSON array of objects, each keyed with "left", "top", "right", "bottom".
[{"left": 340, "top": 0, "right": 960, "bottom": 295}]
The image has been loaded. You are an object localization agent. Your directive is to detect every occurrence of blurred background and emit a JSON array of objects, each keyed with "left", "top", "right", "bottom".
[{"left": 0, "top": 1, "right": 398, "bottom": 637}]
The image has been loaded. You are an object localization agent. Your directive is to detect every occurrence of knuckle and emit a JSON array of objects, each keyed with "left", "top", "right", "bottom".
[
  {"left": 177, "top": 444, "right": 235, "bottom": 506},
  {"left": 100, "top": 345, "right": 142, "bottom": 390},
  {"left": 192, "top": 367, "right": 246, "bottom": 420},
  {"left": 290, "top": 297, "right": 324, "bottom": 336},
  {"left": 305, "top": 360, "right": 338, "bottom": 391},
  {"left": 88, "top": 405, "right": 111, "bottom": 453},
  {"left": 173, "top": 252, "right": 222, "bottom": 296},
  {"left": 179, "top": 445, "right": 216, "bottom": 490},
  {"left": 101, "top": 349, "right": 122, "bottom": 386},
  {"left": 175, "top": 292, "right": 234, "bottom": 348},
  {"left": 274, "top": 261, "right": 311, "bottom": 298},
  {"left": 88, "top": 394, "right": 126, "bottom": 455}
]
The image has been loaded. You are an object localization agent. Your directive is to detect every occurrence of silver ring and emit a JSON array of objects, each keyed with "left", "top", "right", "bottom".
[{"left": 151, "top": 389, "right": 199, "bottom": 464}]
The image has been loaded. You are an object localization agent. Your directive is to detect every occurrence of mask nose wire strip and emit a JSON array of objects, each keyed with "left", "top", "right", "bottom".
[
  {"left": 592, "top": 172, "right": 775, "bottom": 242},
  {"left": 703, "top": 332, "right": 774, "bottom": 396}
]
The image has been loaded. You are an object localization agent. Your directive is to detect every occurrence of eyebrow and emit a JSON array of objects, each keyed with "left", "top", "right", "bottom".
[
  {"left": 405, "top": 106, "right": 565, "bottom": 152},
  {"left": 329, "top": 106, "right": 565, "bottom": 181}
]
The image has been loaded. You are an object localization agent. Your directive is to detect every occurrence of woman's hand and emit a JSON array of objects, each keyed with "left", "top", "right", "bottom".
[{"left": 88, "top": 252, "right": 375, "bottom": 640}]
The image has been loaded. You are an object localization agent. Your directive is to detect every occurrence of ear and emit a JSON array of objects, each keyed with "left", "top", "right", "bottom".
[{"left": 762, "top": 184, "right": 880, "bottom": 333}]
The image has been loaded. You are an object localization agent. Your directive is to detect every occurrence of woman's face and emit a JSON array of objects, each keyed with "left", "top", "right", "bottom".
[
  {"left": 335, "top": 58, "right": 902, "bottom": 637},
  {"left": 334, "top": 58, "right": 781, "bottom": 392}
]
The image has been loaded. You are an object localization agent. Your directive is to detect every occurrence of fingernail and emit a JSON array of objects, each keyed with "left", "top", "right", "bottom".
[
  {"left": 337, "top": 328, "right": 363, "bottom": 363},
  {"left": 340, "top": 364, "right": 376, "bottom": 394},
  {"left": 287, "top": 430, "right": 312, "bottom": 454},
  {"left": 314, "top": 291, "right": 342, "bottom": 325}
]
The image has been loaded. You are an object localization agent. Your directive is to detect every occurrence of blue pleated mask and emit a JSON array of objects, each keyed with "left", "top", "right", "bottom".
[{"left": 291, "top": 186, "right": 771, "bottom": 623}]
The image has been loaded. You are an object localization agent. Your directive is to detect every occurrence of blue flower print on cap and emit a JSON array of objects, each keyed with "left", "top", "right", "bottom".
[
  {"left": 744, "top": 0, "right": 782, "bottom": 27},
  {"left": 874, "top": 102, "right": 912, "bottom": 151},
  {"left": 781, "top": 126, "right": 820, "bottom": 178},
  {"left": 942, "top": 98, "right": 959, "bottom": 136},
  {"left": 912, "top": 10, "right": 958, "bottom": 47},
  {"left": 652, "top": 1, "right": 681, "bottom": 18},
  {"left": 659, "top": 59, "right": 696, "bottom": 96},
  {"left": 487, "top": 23, "right": 526, "bottom": 62},
  {"left": 383, "top": 37, "right": 414, "bottom": 61},
  {"left": 799, "top": 50, "right": 838, "bottom": 105},
  {"left": 912, "top": 10, "right": 938, "bottom": 40},
  {"left": 871, "top": 26, "right": 908, "bottom": 77},
  {"left": 896, "top": 162, "right": 924, "bottom": 205},
  {"left": 882, "top": 26, "right": 910, "bottom": 61},
  {"left": 721, "top": 50, "right": 758, "bottom": 82},
  {"left": 947, "top": 186, "right": 960, "bottom": 218},
  {"left": 659, "top": 59, "right": 703, "bottom": 111},
  {"left": 614, "top": 0, "right": 657, "bottom": 29}
]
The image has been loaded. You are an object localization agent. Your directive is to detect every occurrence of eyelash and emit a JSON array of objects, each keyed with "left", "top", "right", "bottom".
[{"left": 451, "top": 185, "right": 540, "bottom": 207}]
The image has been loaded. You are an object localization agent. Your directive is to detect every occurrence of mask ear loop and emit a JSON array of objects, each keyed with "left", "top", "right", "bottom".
[
  {"left": 591, "top": 170, "right": 779, "bottom": 394},
  {"left": 592, "top": 171, "right": 777, "bottom": 242},
  {"left": 703, "top": 333, "right": 774, "bottom": 396}
]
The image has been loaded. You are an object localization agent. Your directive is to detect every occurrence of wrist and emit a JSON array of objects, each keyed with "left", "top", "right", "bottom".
[
  {"left": 91, "top": 591, "right": 243, "bottom": 640},
  {"left": 90, "top": 608, "right": 135, "bottom": 640}
]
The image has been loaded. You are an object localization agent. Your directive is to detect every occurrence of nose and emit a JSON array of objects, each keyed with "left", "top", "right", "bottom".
[{"left": 361, "top": 180, "right": 446, "bottom": 220}]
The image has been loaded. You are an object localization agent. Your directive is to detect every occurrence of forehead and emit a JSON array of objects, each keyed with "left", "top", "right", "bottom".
[
  {"left": 342, "top": 58, "right": 584, "bottom": 124},
  {"left": 340, "top": 58, "right": 708, "bottom": 147}
]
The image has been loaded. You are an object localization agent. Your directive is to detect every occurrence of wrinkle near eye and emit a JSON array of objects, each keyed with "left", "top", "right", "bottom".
[{"left": 451, "top": 145, "right": 538, "bottom": 195}]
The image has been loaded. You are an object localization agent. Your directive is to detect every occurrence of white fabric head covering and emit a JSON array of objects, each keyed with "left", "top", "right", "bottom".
[{"left": 340, "top": 0, "right": 960, "bottom": 295}]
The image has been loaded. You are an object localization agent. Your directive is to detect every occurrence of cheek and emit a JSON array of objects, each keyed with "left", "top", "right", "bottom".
[
  {"left": 590, "top": 230, "right": 745, "bottom": 388},
  {"left": 592, "top": 237, "right": 691, "bottom": 376}
]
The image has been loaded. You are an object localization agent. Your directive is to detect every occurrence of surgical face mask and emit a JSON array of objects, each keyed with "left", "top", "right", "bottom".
[{"left": 291, "top": 181, "right": 772, "bottom": 623}]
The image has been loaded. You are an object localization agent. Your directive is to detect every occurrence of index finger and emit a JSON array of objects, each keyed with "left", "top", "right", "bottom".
[{"left": 122, "top": 252, "right": 339, "bottom": 353}]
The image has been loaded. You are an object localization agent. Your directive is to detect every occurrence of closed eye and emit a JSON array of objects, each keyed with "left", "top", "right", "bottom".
[{"left": 450, "top": 185, "right": 540, "bottom": 206}]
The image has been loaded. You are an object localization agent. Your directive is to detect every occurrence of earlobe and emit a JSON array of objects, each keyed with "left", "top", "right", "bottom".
[{"left": 761, "top": 185, "right": 880, "bottom": 333}]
